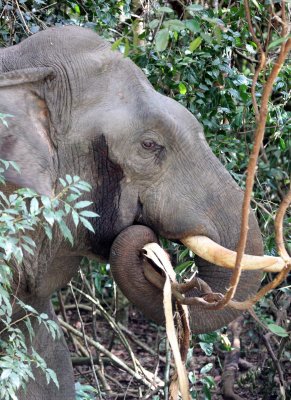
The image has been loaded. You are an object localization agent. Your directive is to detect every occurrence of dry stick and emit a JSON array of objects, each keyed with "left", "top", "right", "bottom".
[
  {"left": 72, "top": 284, "right": 163, "bottom": 389},
  {"left": 164, "top": 339, "right": 171, "bottom": 400},
  {"left": 72, "top": 284, "right": 141, "bottom": 376},
  {"left": 244, "top": 0, "right": 266, "bottom": 122},
  {"left": 262, "top": 332, "right": 286, "bottom": 396},
  {"left": 222, "top": 316, "right": 244, "bottom": 400},
  {"left": 69, "top": 284, "right": 103, "bottom": 398},
  {"left": 118, "top": 324, "right": 171, "bottom": 366},
  {"left": 59, "top": 302, "right": 170, "bottom": 365},
  {"left": 86, "top": 270, "right": 112, "bottom": 393},
  {"left": 15, "top": 0, "right": 31, "bottom": 35},
  {"left": 281, "top": 0, "right": 288, "bottom": 37},
  {"left": 278, "top": 320, "right": 291, "bottom": 360},
  {"left": 59, "top": 319, "right": 161, "bottom": 389},
  {"left": 274, "top": 188, "right": 291, "bottom": 261},
  {"left": 210, "top": 1, "right": 291, "bottom": 311},
  {"left": 57, "top": 290, "right": 80, "bottom": 355}
]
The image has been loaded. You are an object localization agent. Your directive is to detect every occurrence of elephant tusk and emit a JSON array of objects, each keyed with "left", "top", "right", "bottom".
[{"left": 181, "top": 236, "right": 288, "bottom": 273}]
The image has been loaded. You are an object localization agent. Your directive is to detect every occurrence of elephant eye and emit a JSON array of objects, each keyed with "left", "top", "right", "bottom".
[{"left": 142, "top": 139, "right": 158, "bottom": 150}]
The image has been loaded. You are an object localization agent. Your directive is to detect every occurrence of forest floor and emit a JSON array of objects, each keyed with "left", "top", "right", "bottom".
[{"left": 58, "top": 303, "right": 291, "bottom": 400}]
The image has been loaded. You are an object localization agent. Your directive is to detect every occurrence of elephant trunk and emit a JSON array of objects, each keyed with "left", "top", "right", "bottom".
[
  {"left": 109, "top": 225, "right": 266, "bottom": 333},
  {"left": 109, "top": 225, "right": 165, "bottom": 324}
]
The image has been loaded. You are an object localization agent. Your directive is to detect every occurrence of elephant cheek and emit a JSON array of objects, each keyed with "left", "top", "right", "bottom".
[{"left": 109, "top": 226, "right": 165, "bottom": 325}]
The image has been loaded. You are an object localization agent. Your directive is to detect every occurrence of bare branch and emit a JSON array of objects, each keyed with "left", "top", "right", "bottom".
[{"left": 274, "top": 187, "right": 291, "bottom": 260}]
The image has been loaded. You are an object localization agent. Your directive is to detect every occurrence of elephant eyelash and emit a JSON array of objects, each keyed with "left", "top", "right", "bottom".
[{"left": 141, "top": 139, "right": 162, "bottom": 152}]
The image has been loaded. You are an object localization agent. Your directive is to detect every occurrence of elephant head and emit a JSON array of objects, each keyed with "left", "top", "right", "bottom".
[{"left": 0, "top": 26, "right": 263, "bottom": 334}]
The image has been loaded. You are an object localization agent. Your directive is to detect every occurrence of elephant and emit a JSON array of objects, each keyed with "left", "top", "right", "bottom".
[{"left": 0, "top": 26, "right": 264, "bottom": 399}]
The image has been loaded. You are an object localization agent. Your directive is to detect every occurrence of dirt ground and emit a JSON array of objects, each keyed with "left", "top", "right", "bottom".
[{"left": 58, "top": 303, "right": 291, "bottom": 400}]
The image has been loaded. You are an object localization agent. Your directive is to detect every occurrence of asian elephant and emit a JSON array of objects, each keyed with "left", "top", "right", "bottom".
[{"left": 0, "top": 26, "right": 263, "bottom": 399}]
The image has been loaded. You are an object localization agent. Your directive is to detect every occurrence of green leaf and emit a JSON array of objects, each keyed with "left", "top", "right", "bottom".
[
  {"left": 111, "top": 37, "right": 123, "bottom": 51},
  {"left": 267, "top": 323, "right": 288, "bottom": 337},
  {"left": 200, "top": 363, "right": 213, "bottom": 374},
  {"left": 65, "top": 175, "right": 73, "bottom": 184},
  {"left": 200, "top": 32, "right": 212, "bottom": 44},
  {"left": 202, "top": 375, "right": 215, "bottom": 388},
  {"left": 73, "top": 176, "right": 80, "bottom": 183},
  {"left": 57, "top": 220, "right": 74, "bottom": 246},
  {"left": 156, "top": 6, "right": 174, "bottom": 13},
  {"left": 0, "top": 191, "right": 9, "bottom": 205},
  {"left": 9, "top": 161, "right": 20, "bottom": 173},
  {"left": 21, "top": 243, "right": 34, "bottom": 255},
  {"left": 10, "top": 372, "right": 21, "bottom": 389},
  {"left": 187, "top": 4, "right": 204, "bottom": 11},
  {"left": 245, "top": 43, "right": 256, "bottom": 54},
  {"left": 46, "top": 368, "right": 59, "bottom": 389},
  {"left": 268, "top": 36, "right": 291, "bottom": 50},
  {"left": 79, "top": 210, "right": 99, "bottom": 218},
  {"left": 59, "top": 178, "right": 66, "bottom": 187},
  {"left": 43, "top": 209, "right": 55, "bottom": 226},
  {"left": 41, "top": 195, "right": 51, "bottom": 209},
  {"left": 124, "top": 38, "right": 130, "bottom": 58},
  {"left": 18, "top": 302, "right": 37, "bottom": 314},
  {"left": 250, "top": 0, "right": 260, "bottom": 9},
  {"left": 0, "top": 369, "right": 12, "bottom": 380},
  {"left": 149, "top": 19, "right": 159, "bottom": 30},
  {"left": 69, "top": 186, "right": 81, "bottom": 195},
  {"left": 30, "top": 198, "right": 39, "bottom": 214},
  {"left": 185, "top": 19, "right": 200, "bottom": 33},
  {"left": 72, "top": 210, "right": 79, "bottom": 228},
  {"left": 80, "top": 217, "right": 95, "bottom": 233},
  {"left": 164, "top": 20, "right": 185, "bottom": 32},
  {"left": 24, "top": 318, "right": 35, "bottom": 342},
  {"left": 155, "top": 29, "right": 169, "bottom": 52},
  {"left": 279, "top": 138, "right": 286, "bottom": 150},
  {"left": 73, "top": 3, "right": 80, "bottom": 14},
  {"left": 189, "top": 37, "right": 202, "bottom": 52},
  {"left": 199, "top": 341, "right": 213, "bottom": 356},
  {"left": 44, "top": 224, "right": 52, "bottom": 240},
  {"left": 74, "top": 201, "right": 93, "bottom": 209},
  {"left": 178, "top": 82, "right": 187, "bottom": 95},
  {"left": 22, "top": 236, "right": 36, "bottom": 247}
]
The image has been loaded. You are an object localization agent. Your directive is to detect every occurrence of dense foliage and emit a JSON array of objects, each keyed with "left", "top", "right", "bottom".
[{"left": 0, "top": 1, "right": 290, "bottom": 399}]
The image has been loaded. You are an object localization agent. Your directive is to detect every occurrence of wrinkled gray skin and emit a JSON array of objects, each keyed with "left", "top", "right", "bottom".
[{"left": 0, "top": 27, "right": 263, "bottom": 400}]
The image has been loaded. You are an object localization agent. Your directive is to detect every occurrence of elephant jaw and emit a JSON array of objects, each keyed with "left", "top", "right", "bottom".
[{"left": 181, "top": 236, "right": 286, "bottom": 273}]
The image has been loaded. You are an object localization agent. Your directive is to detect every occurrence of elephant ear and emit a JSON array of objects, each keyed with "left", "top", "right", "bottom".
[{"left": 0, "top": 68, "right": 55, "bottom": 195}]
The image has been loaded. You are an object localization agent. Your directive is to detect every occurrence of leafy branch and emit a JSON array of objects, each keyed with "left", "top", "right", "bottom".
[
  {"left": 213, "top": 0, "right": 291, "bottom": 309},
  {"left": 0, "top": 159, "right": 99, "bottom": 399}
]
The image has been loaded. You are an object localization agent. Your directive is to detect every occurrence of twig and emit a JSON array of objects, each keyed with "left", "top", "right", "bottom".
[
  {"left": 118, "top": 324, "right": 171, "bottom": 365},
  {"left": 278, "top": 320, "right": 291, "bottom": 360},
  {"left": 59, "top": 318, "right": 163, "bottom": 389},
  {"left": 233, "top": 47, "right": 258, "bottom": 64},
  {"left": 164, "top": 339, "right": 171, "bottom": 400},
  {"left": 14, "top": 0, "right": 31, "bottom": 35},
  {"left": 57, "top": 290, "right": 80, "bottom": 355},
  {"left": 73, "top": 280, "right": 142, "bottom": 377},
  {"left": 262, "top": 332, "right": 286, "bottom": 397},
  {"left": 244, "top": 0, "right": 266, "bottom": 121},
  {"left": 70, "top": 284, "right": 102, "bottom": 398},
  {"left": 274, "top": 187, "right": 291, "bottom": 261}
]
